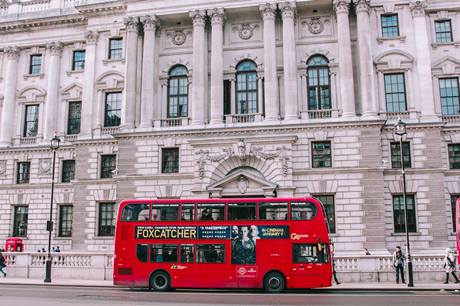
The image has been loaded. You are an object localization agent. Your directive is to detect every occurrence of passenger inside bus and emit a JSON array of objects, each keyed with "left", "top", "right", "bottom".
[{"left": 200, "top": 208, "right": 213, "bottom": 220}]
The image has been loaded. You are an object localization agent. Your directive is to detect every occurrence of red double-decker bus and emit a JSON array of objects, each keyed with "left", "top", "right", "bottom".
[{"left": 113, "top": 197, "right": 332, "bottom": 293}]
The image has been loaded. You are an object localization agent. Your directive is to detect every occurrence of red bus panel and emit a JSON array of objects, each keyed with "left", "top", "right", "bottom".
[{"left": 457, "top": 198, "right": 460, "bottom": 264}]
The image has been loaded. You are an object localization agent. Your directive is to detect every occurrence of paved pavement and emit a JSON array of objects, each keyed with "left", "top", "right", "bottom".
[{"left": 0, "top": 277, "right": 459, "bottom": 291}]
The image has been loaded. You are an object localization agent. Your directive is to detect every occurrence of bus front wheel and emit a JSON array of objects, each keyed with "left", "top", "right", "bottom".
[
  {"left": 263, "top": 272, "right": 285, "bottom": 293},
  {"left": 150, "top": 271, "right": 171, "bottom": 291}
]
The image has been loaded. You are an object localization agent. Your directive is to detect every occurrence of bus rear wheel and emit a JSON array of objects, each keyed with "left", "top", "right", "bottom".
[
  {"left": 263, "top": 272, "right": 285, "bottom": 293},
  {"left": 150, "top": 271, "right": 171, "bottom": 291}
]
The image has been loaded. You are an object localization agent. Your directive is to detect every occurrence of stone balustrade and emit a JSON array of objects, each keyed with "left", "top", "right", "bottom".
[{"left": 0, "top": 252, "right": 449, "bottom": 283}]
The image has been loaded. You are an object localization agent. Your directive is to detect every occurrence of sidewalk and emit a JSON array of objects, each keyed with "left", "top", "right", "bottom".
[{"left": 0, "top": 277, "right": 459, "bottom": 291}]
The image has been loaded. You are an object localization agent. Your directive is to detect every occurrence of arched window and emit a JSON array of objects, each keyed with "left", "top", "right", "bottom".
[
  {"left": 307, "top": 55, "right": 331, "bottom": 111},
  {"left": 168, "top": 65, "right": 189, "bottom": 118},
  {"left": 236, "top": 60, "right": 258, "bottom": 114}
]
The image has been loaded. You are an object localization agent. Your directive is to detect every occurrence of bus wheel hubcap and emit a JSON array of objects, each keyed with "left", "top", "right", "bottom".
[
  {"left": 155, "top": 276, "right": 165, "bottom": 287},
  {"left": 269, "top": 277, "right": 280, "bottom": 289}
]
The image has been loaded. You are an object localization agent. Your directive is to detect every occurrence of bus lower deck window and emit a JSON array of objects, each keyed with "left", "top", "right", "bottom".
[
  {"left": 150, "top": 244, "right": 178, "bottom": 262},
  {"left": 196, "top": 244, "right": 225, "bottom": 263},
  {"left": 292, "top": 244, "right": 329, "bottom": 264}
]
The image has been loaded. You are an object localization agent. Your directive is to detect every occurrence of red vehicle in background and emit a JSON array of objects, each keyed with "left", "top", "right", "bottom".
[{"left": 113, "top": 197, "right": 332, "bottom": 293}]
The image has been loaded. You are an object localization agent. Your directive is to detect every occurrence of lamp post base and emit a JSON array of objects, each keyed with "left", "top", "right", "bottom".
[
  {"left": 44, "top": 258, "right": 52, "bottom": 283},
  {"left": 407, "top": 260, "right": 414, "bottom": 287}
]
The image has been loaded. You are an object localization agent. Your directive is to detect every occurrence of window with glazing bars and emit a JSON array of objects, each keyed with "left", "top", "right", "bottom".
[
  {"left": 435, "top": 20, "right": 453, "bottom": 44},
  {"left": 162, "top": 148, "right": 179, "bottom": 173},
  {"left": 236, "top": 60, "right": 258, "bottom": 114},
  {"left": 167, "top": 65, "right": 189, "bottom": 118},
  {"left": 384, "top": 73, "right": 407, "bottom": 113},
  {"left": 23, "top": 105, "right": 39, "bottom": 137},
  {"left": 61, "top": 160, "right": 75, "bottom": 183},
  {"left": 390, "top": 141, "right": 411, "bottom": 169},
  {"left": 98, "top": 203, "right": 115, "bottom": 236},
  {"left": 100, "top": 154, "right": 116, "bottom": 179},
  {"left": 440, "top": 78, "right": 459, "bottom": 116},
  {"left": 13, "top": 206, "right": 28, "bottom": 237},
  {"left": 72, "top": 50, "right": 86, "bottom": 70},
  {"left": 312, "top": 141, "right": 332, "bottom": 168},
  {"left": 393, "top": 194, "right": 417, "bottom": 233},
  {"left": 104, "top": 92, "right": 122, "bottom": 127},
  {"left": 109, "top": 38, "right": 123, "bottom": 60},
  {"left": 381, "top": 14, "right": 399, "bottom": 38},
  {"left": 307, "top": 56, "right": 331, "bottom": 111},
  {"left": 16, "top": 162, "right": 30, "bottom": 184},
  {"left": 448, "top": 144, "right": 460, "bottom": 169},
  {"left": 59, "top": 205, "right": 73, "bottom": 237},
  {"left": 313, "top": 195, "right": 336, "bottom": 233},
  {"left": 67, "top": 101, "right": 81, "bottom": 135},
  {"left": 29, "top": 54, "right": 42, "bottom": 75}
]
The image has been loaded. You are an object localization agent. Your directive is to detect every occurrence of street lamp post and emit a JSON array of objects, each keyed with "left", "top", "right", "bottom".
[
  {"left": 394, "top": 117, "right": 414, "bottom": 287},
  {"left": 44, "top": 135, "right": 60, "bottom": 283}
]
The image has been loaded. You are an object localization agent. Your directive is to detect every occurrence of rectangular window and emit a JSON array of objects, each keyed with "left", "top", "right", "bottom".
[
  {"left": 258, "top": 202, "right": 288, "bottom": 220},
  {"left": 152, "top": 204, "right": 179, "bottom": 221},
  {"left": 150, "top": 244, "right": 178, "bottom": 263},
  {"left": 29, "top": 54, "right": 42, "bottom": 75},
  {"left": 104, "top": 92, "right": 122, "bottom": 127},
  {"left": 58, "top": 205, "right": 73, "bottom": 237},
  {"left": 181, "top": 204, "right": 195, "bottom": 221},
  {"left": 98, "top": 202, "right": 115, "bottom": 236},
  {"left": 109, "top": 38, "right": 123, "bottom": 60},
  {"left": 228, "top": 202, "right": 256, "bottom": 220},
  {"left": 312, "top": 141, "right": 332, "bottom": 168},
  {"left": 72, "top": 50, "right": 86, "bottom": 70},
  {"left": 384, "top": 73, "right": 407, "bottom": 113},
  {"left": 13, "top": 206, "right": 28, "bottom": 237},
  {"left": 17, "top": 162, "right": 30, "bottom": 184},
  {"left": 439, "top": 78, "right": 460, "bottom": 116},
  {"left": 391, "top": 141, "right": 411, "bottom": 169},
  {"left": 161, "top": 148, "right": 179, "bottom": 173},
  {"left": 451, "top": 195, "right": 459, "bottom": 232},
  {"left": 223, "top": 80, "right": 231, "bottom": 115},
  {"left": 23, "top": 105, "right": 39, "bottom": 137},
  {"left": 435, "top": 20, "right": 453, "bottom": 44},
  {"left": 197, "top": 203, "right": 224, "bottom": 221},
  {"left": 61, "top": 160, "right": 75, "bottom": 183},
  {"left": 393, "top": 194, "right": 417, "bottom": 233},
  {"left": 100, "top": 154, "right": 116, "bottom": 179},
  {"left": 381, "top": 14, "right": 399, "bottom": 38},
  {"left": 136, "top": 244, "right": 148, "bottom": 262},
  {"left": 293, "top": 244, "right": 329, "bottom": 263},
  {"left": 67, "top": 101, "right": 81, "bottom": 135},
  {"left": 448, "top": 144, "right": 460, "bottom": 169},
  {"left": 198, "top": 244, "right": 225, "bottom": 263},
  {"left": 313, "top": 195, "right": 336, "bottom": 234},
  {"left": 180, "top": 244, "right": 194, "bottom": 263}
]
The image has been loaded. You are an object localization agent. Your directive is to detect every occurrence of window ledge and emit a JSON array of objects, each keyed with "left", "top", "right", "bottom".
[
  {"left": 103, "top": 58, "right": 125, "bottom": 65},
  {"left": 377, "top": 36, "right": 406, "bottom": 44},
  {"left": 23, "top": 73, "right": 44, "bottom": 80},
  {"left": 65, "top": 70, "right": 84, "bottom": 76},
  {"left": 431, "top": 41, "right": 460, "bottom": 49},
  {"left": 391, "top": 232, "right": 421, "bottom": 237}
]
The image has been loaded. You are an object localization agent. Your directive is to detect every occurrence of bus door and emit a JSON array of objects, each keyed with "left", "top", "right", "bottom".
[{"left": 290, "top": 243, "right": 329, "bottom": 287}]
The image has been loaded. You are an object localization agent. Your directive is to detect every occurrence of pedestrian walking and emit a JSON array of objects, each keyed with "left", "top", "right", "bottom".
[
  {"left": 393, "top": 246, "right": 405, "bottom": 284},
  {"left": 0, "top": 251, "right": 7, "bottom": 277},
  {"left": 443, "top": 248, "right": 459, "bottom": 284},
  {"left": 330, "top": 242, "right": 340, "bottom": 285}
]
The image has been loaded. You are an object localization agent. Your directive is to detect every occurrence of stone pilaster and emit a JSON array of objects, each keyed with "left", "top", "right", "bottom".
[
  {"left": 334, "top": 0, "right": 356, "bottom": 118},
  {"left": 208, "top": 8, "right": 225, "bottom": 126},
  {"left": 44, "top": 41, "right": 63, "bottom": 141},
  {"left": 81, "top": 31, "right": 98, "bottom": 138},
  {"left": 0, "top": 46, "right": 20, "bottom": 147},
  {"left": 409, "top": 0, "right": 437, "bottom": 121},
  {"left": 140, "top": 15, "right": 158, "bottom": 128},
  {"left": 280, "top": 1, "right": 298, "bottom": 121},
  {"left": 355, "top": 0, "right": 377, "bottom": 118},
  {"left": 260, "top": 3, "right": 279, "bottom": 121},
  {"left": 121, "top": 16, "right": 139, "bottom": 129}
]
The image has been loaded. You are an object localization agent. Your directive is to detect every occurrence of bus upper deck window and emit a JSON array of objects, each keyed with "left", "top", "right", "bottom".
[
  {"left": 290, "top": 202, "right": 317, "bottom": 220},
  {"left": 121, "top": 203, "right": 150, "bottom": 221},
  {"left": 259, "top": 203, "right": 288, "bottom": 220},
  {"left": 152, "top": 204, "right": 179, "bottom": 221},
  {"left": 228, "top": 202, "right": 256, "bottom": 220},
  {"left": 181, "top": 204, "right": 195, "bottom": 221},
  {"left": 197, "top": 204, "right": 224, "bottom": 221}
]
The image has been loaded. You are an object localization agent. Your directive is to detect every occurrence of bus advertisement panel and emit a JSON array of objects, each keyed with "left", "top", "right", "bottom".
[{"left": 113, "top": 197, "right": 332, "bottom": 293}]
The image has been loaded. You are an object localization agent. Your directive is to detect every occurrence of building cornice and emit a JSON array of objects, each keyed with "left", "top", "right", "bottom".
[
  {"left": 0, "top": 14, "right": 87, "bottom": 34},
  {"left": 76, "top": 0, "right": 126, "bottom": 18}
]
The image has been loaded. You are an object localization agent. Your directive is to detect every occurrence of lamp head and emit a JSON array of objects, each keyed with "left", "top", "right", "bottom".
[
  {"left": 50, "top": 134, "right": 61, "bottom": 150},
  {"left": 394, "top": 117, "right": 407, "bottom": 137}
]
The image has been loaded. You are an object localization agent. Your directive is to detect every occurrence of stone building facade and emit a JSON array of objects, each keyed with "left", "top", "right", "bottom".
[{"left": 0, "top": 0, "right": 459, "bottom": 256}]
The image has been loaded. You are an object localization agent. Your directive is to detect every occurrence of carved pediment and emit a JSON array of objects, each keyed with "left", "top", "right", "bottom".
[
  {"left": 374, "top": 50, "right": 415, "bottom": 71},
  {"left": 17, "top": 86, "right": 46, "bottom": 103},
  {"left": 432, "top": 56, "right": 460, "bottom": 76}
]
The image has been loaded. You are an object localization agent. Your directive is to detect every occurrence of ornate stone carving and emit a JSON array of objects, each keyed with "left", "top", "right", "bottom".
[
  {"left": 189, "top": 10, "right": 206, "bottom": 27},
  {"left": 355, "top": 0, "right": 370, "bottom": 13},
  {"left": 140, "top": 15, "right": 158, "bottom": 31},
  {"left": 123, "top": 16, "right": 139, "bottom": 32},
  {"left": 305, "top": 17, "right": 324, "bottom": 34},
  {"left": 333, "top": 0, "right": 351, "bottom": 14},
  {"left": 409, "top": 0, "right": 427, "bottom": 17},
  {"left": 232, "top": 23, "right": 259, "bottom": 40},
  {"left": 85, "top": 31, "right": 99, "bottom": 44},
  {"left": 39, "top": 158, "right": 52, "bottom": 175},
  {"left": 279, "top": 2, "right": 296, "bottom": 19},
  {"left": 195, "top": 147, "right": 234, "bottom": 179},
  {"left": 208, "top": 8, "right": 225, "bottom": 25},
  {"left": 0, "top": 160, "right": 6, "bottom": 176},
  {"left": 259, "top": 3, "right": 277, "bottom": 19},
  {"left": 171, "top": 30, "right": 187, "bottom": 46},
  {"left": 238, "top": 176, "right": 249, "bottom": 194},
  {"left": 5, "top": 46, "right": 19, "bottom": 59},
  {"left": 47, "top": 41, "right": 63, "bottom": 56}
]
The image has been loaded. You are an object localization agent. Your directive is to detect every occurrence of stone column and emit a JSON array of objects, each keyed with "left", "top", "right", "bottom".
[
  {"left": 0, "top": 46, "right": 19, "bottom": 147},
  {"left": 44, "top": 41, "right": 63, "bottom": 141},
  {"left": 410, "top": 0, "right": 437, "bottom": 120},
  {"left": 140, "top": 15, "right": 158, "bottom": 128},
  {"left": 190, "top": 10, "right": 207, "bottom": 125},
  {"left": 334, "top": 0, "right": 356, "bottom": 118},
  {"left": 121, "top": 17, "right": 139, "bottom": 129},
  {"left": 355, "top": 0, "right": 377, "bottom": 118},
  {"left": 260, "top": 3, "right": 279, "bottom": 121},
  {"left": 280, "top": 2, "right": 298, "bottom": 121},
  {"left": 208, "top": 8, "right": 225, "bottom": 126},
  {"left": 81, "top": 31, "right": 98, "bottom": 138}
]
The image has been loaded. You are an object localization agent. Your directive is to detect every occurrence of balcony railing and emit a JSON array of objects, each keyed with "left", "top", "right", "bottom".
[
  {"left": 380, "top": 111, "right": 410, "bottom": 120},
  {"left": 225, "top": 113, "right": 263, "bottom": 123},
  {"left": 20, "top": 137, "right": 37, "bottom": 145},
  {"left": 101, "top": 126, "right": 119, "bottom": 135},
  {"left": 300, "top": 109, "right": 339, "bottom": 120},
  {"left": 159, "top": 117, "right": 189, "bottom": 127},
  {"left": 442, "top": 114, "right": 460, "bottom": 123}
]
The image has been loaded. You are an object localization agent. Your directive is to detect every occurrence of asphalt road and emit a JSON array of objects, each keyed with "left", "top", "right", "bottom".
[{"left": 0, "top": 284, "right": 459, "bottom": 306}]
